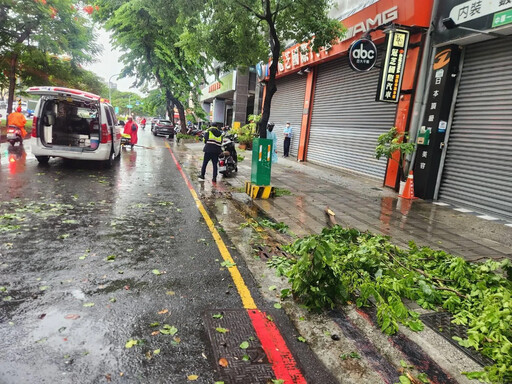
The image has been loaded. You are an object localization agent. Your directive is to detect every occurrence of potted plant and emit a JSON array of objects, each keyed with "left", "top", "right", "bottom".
[
  {"left": 236, "top": 114, "right": 261, "bottom": 150},
  {"left": 375, "top": 127, "right": 416, "bottom": 191}
]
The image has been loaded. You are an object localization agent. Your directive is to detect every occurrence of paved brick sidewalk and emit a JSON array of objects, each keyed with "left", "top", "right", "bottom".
[{"left": 175, "top": 142, "right": 512, "bottom": 262}]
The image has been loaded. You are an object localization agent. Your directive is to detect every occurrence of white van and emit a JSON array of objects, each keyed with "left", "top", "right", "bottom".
[{"left": 27, "top": 87, "right": 122, "bottom": 165}]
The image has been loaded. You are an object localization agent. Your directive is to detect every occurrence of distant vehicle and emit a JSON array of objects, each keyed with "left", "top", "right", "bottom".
[
  {"left": 26, "top": 86, "right": 122, "bottom": 165},
  {"left": 151, "top": 119, "right": 174, "bottom": 139}
]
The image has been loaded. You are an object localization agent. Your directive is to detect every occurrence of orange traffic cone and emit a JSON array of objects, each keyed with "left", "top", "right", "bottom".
[{"left": 399, "top": 171, "right": 418, "bottom": 200}]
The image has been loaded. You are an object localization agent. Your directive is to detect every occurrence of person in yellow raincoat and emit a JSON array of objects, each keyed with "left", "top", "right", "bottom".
[{"left": 7, "top": 107, "right": 27, "bottom": 138}]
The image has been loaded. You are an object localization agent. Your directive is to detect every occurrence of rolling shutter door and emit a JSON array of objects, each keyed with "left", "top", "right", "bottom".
[
  {"left": 307, "top": 54, "right": 397, "bottom": 178},
  {"left": 438, "top": 39, "right": 512, "bottom": 220},
  {"left": 268, "top": 75, "right": 307, "bottom": 157}
]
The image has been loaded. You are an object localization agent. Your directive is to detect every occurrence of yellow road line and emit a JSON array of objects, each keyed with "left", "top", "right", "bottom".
[{"left": 165, "top": 142, "right": 257, "bottom": 309}]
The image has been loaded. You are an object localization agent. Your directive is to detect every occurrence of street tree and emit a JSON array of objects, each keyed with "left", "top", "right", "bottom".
[
  {"left": 94, "top": 0, "right": 211, "bottom": 130},
  {"left": 199, "top": 0, "right": 345, "bottom": 137},
  {"left": 12, "top": 48, "right": 107, "bottom": 95},
  {"left": 0, "top": 0, "right": 98, "bottom": 113}
]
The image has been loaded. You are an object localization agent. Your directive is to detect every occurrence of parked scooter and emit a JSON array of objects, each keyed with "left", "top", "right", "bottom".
[
  {"left": 218, "top": 134, "right": 238, "bottom": 176},
  {"left": 6, "top": 125, "right": 23, "bottom": 146}
]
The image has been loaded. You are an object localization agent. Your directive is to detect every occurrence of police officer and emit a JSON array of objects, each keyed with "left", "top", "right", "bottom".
[{"left": 198, "top": 124, "right": 223, "bottom": 183}]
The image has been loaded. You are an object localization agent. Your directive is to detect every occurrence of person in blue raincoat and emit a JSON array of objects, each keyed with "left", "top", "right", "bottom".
[{"left": 266, "top": 123, "right": 278, "bottom": 164}]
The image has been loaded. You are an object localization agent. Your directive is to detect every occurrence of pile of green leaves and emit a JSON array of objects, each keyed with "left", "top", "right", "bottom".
[
  {"left": 176, "top": 133, "right": 200, "bottom": 141},
  {"left": 269, "top": 226, "right": 512, "bottom": 383}
]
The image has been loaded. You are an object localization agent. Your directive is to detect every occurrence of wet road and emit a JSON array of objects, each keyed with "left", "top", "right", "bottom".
[{"left": 0, "top": 131, "right": 332, "bottom": 384}]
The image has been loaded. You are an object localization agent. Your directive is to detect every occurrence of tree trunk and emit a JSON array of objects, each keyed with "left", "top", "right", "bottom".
[
  {"left": 258, "top": 17, "right": 281, "bottom": 139},
  {"left": 173, "top": 99, "right": 187, "bottom": 134},
  {"left": 7, "top": 52, "right": 19, "bottom": 115}
]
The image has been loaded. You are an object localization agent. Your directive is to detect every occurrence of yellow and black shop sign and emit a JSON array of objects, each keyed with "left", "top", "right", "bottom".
[{"left": 376, "top": 29, "right": 410, "bottom": 103}]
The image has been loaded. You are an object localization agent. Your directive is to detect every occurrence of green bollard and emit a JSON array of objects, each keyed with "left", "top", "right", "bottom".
[{"left": 250, "top": 138, "right": 273, "bottom": 186}]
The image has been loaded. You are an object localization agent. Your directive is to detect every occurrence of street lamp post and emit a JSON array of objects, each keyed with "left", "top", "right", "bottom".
[{"left": 108, "top": 74, "right": 120, "bottom": 104}]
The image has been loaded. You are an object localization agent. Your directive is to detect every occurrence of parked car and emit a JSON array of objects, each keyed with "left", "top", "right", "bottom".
[
  {"left": 26, "top": 86, "right": 122, "bottom": 165},
  {"left": 151, "top": 119, "right": 175, "bottom": 138}
]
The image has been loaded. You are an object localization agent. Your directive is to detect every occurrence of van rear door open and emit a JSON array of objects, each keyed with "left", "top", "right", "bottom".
[{"left": 26, "top": 87, "right": 102, "bottom": 103}]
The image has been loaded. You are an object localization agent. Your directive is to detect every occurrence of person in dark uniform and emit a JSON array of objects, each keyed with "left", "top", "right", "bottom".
[{"left": 198, "top": 124, "right": 223, "bottom": 183}]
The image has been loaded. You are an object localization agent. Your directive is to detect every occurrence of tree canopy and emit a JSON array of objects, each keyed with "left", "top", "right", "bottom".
[
  {"left": 0, "top": 0, "right": 99, "bottom": 113},
  {"left": 196, "top": 0, "right": 345, "bottom": 136},
  {"left": 94, "top": 0, "right": 211, "bottom": 129}
]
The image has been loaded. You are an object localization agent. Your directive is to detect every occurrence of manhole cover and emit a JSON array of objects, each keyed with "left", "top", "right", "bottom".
[
  {"left": 420, "top": 312, "right": 494, "bottom": 367},
  {"left": 203, "top": 309, "right": 275, "bottom": 383},
  {"left": 255, "top": 245, "right": 289, "bottom": 261}
]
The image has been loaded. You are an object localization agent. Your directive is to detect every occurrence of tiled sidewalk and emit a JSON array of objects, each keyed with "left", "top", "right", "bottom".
[{"left": 176, "top": 142, "right": 512, "bottom": 262}]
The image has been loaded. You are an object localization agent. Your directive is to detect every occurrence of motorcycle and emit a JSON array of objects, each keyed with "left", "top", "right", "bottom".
[
  {"left": 6, "top": 125, "right": 23, "bottom": 146},
  {"left": 218, "top": 134, "right": 238, "bottom": 176}
]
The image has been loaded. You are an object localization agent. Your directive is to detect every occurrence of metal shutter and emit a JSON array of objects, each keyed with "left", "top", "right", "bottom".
[
  {"left": 439, "top": 39, "right": 512, "bottom": 220},
  {"left": 268, "top": 75, "right": 307, "bottom": 157},
  {"left": 307, "top": 53, "right": 397, "bottom": 178}
]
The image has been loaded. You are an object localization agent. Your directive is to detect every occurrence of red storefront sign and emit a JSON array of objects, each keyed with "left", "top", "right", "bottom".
[{"left": 275, "top": 0, "right": 433, "bottom": 77}]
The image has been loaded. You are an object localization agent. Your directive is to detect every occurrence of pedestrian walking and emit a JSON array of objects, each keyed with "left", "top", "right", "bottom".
[
  {"left": 7, "top": 107, "right": 27, "bottom": 138},
  {"left": 198, "top": 124, "right": 223, "bottom": 183},
  {"left": 123, "top": 116, "right": 138, "bottom": 149},
  {"left": 267, "top": 123, "right": 278, "bottom": 164},
  {"left": 283, "top": 121, "right": 292, "bottom": 157}
]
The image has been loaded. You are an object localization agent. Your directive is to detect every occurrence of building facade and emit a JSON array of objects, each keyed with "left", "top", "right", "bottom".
[
  {"left": 200, "top": 68, "right": 257, "bottom": 127},
  {"left": 261, "top": 0, "right": 434, "bottom": 182},
  {"left": 413, "top": 0, "right": 512, "bottom": 220}
]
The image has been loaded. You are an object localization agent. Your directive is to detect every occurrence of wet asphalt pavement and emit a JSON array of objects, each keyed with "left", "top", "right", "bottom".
[{"left": 0, "top": 131, "right": 333, "bottom": 384}]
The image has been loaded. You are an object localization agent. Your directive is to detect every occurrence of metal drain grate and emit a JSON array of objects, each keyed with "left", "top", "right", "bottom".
[
  {"left": 203, "top": 309, "right": 275, "bottom": 383},
  {"left": 254, "top": 245, "right": 289, "bottom": 261},
  {"left": 420, "top": 312, "right": 494, "bottom": 367}
]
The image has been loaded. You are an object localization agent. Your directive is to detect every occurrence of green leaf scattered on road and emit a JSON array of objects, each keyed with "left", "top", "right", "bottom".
[
  {"left": 106, "top": 255, "right": 116, "bottom": 261},
  {"left": 242, "top": 354, "right": 250, "bottom": 361},
  {"left": 268, "top": 285, "right": 277, "bottom": 291},
  {"left": 273, "top": 303, "right": 282, "bottom": 309},
  {"left": 83, "top": 302, "right": 95, "bottom": 307},
  {"left": 125, "top": 339, "right": 142, "bottom": 348},
  {"left": 153, "top": 349, "right": 161, "bottom": 355},
  {"left": 239, "top": 341, "right": 249, "bottom": 349},
  {"left": 152, "top": 269, "right": 162, "bottom": 275},
  {"left": 160, "top": 324, "right": 178, "bottom": 336},
  {"left": 149, "top": 322, "right": 160, "bottom": 327},
  {"left": 215, "top": 327, "right": 228, "bottom": 334},
  {"left": 39, "top": 286, "right": 49, "bottom": 291},
  {"left": 212, "top": 313, "right": 223, "bottom": 319},
  {"left": 297, "top": 336, "right": 306, "bottom": 343},
  {"left": 220, "top": 260, "right": 236, "bottom": 268},
  {"left": 3, "top": 296, "right": 12, "bottom": 301}
]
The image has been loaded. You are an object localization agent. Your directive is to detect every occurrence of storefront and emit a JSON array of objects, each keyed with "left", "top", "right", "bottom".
[
  {"left": 414, "top": 0, "right": 512, "bottom": 220},
  {"left": 200, "top": 69, "right": 257, "bottom": 126},
  {"left": 268, "top": 75, "right": 307, "bottom": 157},
  {"left": 263, "top": 0, "right": 433, "bottom": 180}
]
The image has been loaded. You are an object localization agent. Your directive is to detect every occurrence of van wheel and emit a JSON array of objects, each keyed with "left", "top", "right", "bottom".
[
  {"left": 104, "top": 147, "right": 115, "bottom": 167},
  {"left": 36, "top": 156, "right": 50, "bottom": 164}
]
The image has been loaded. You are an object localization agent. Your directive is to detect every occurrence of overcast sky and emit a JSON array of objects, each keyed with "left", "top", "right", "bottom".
[{"left": 85, "top": 28, "right": 144, "bottom": 96}]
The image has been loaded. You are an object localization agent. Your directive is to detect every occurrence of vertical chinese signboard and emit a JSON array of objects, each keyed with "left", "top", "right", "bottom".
[
  {"left": 413, "top": 45, "right": 461, "bottom": 200},
  {"left": 376, "top": 29, "right": 410, "bottom": 103}
]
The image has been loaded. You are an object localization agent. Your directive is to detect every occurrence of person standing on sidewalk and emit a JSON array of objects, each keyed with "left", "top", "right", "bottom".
[
  {"left": 283, "top": 121, "right": 292, "bottom": 157},
  {"left": 198, "top": 125, "right": 223, "bottom": 183}
]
